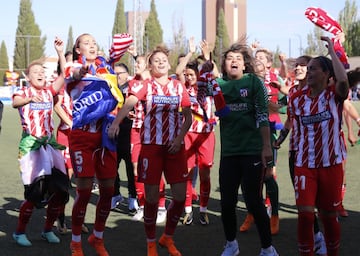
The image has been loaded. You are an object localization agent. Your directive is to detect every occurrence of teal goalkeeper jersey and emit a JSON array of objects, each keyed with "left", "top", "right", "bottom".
[{"left": 217, "top": 73, "right": 269, "bottom": 156}]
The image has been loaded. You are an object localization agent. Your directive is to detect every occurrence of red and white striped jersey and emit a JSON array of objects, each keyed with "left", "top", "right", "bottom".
[
  {"left": 129, "top": 78, "right": 191, "bottom": 145},
  {"left": 129, "top": 79, "right": 145, "bottom": 129},
  {"left": 287, "top": 84, "right": 302, "bottom": 151},
  {"left": 13, "top": 86, "right": 56, "bottom": 138},
  {"left": 57, "top": 87, "right": 73, "bottom": 130},
  {"left": 187, "top": 85, "right": 215, "bottom": 133},
  {"left": 289, "top": 84, "right": 346, "bottom": 168}
]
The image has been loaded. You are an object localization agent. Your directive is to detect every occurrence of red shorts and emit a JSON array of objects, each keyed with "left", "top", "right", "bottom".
[
  {"left": 294, "top": 164, "right": 344, "bottom": 211},
  {"left": 184, "top": 132, "right": 215, "bottom": 169},
  {"left": 137, "top": 144, "right": 188, "bottom": 185},
  {"left": 69, "top": 129, "right": 117, "bottom": 179},
  {"left": 56, "top": 128, "right": 73, "bottom": 169},
  {"left": 131, "top": 128, "right": 141, "bottom": 163}
]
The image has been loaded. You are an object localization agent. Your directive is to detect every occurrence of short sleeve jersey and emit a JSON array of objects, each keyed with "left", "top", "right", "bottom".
[
  {"left": 187, "top": 85, "right": 215, "bottom": 133},
  {"left": 289, "top": 83, "right": 347, "bottom": 168},
  {"left": 217, "top": 73, "right": 269, "bottom": 156},
  {"left": 129, "top": 78, "right": 191, "bottom": 145},
  {"left": 13, "top": 85, "right": 56, "bottom": 138}
]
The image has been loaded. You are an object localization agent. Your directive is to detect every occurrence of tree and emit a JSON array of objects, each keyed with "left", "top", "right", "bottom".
[
  {"left": 347, "top": 20, "right": 360, "bottom": 56},
  {"left": 13, "top": 0, "right": 46, "bottom": 72},
  {"left": 168, "top": 12, "right": 187, "bottom": 74},
  {"left": 111, "top": 0, "right": 132, "bottom": 68},
  {"left": 143, "top": 0, "right": 163, "bottom": 52},
  {"left": 214, "top": 8, "right": 230, "bottom": 66},
  {"left": 112, "top": 0, "right": 127, "bottom": 35},
  {"left": 338, "top": 0, "right": 358, "bottom": 56},
  {"left": 66, "top": 26, "right": 74, "bottom": 53},
  {"left": 304, "top": 26, "right": 326, "bottom": 56},
  {"left": 0, "top": 41, "right": 9, "bottom": 85}
]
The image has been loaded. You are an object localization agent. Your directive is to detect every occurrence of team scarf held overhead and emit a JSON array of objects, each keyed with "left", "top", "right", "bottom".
[{"left": 305, "top": 7, "right": 350, "bottom": 69}]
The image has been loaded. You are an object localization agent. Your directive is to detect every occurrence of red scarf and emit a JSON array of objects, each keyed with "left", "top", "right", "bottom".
[{"left": 305, "top": 7, "right": 350, "bottom": 69}]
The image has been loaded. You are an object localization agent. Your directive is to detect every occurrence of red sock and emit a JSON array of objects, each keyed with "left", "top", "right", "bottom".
[
  {"left": 164, "top": 199, "right": 185, "bottom": 236},
  {"left": 44, "top": 192, "right": 64, "bottom": 231},
  {"left": 94, "top": 186, "right": 114, "bottom": 232},
  {"left": 341, "top": 184, "right": 346, "bottom": 201},
  {"left": 185, "top": 179, "right": 193, "bottom": 207},
  {"left": 144, "top": 201, "right": 158, "bottom": 240},
  {"left": 16, "top": 200, "right": 34, "bottom": 234},
  {"left": 199, "top": 178, "right": 210, "bottom": 208},
  {"left": 72, "top": 188, "right": 92, "bottom": 235},
  {"left": 158, "top": 177, "right": 166, "bottom": 208},
  {"left": 320, "top": 214, "right": 341, "bottom": 256},
  {"left": 135, "top": 176, "right": 145, "bottom": 206},
  {"left": 297, "top": 211, "right": 315, "bottom": 256}
]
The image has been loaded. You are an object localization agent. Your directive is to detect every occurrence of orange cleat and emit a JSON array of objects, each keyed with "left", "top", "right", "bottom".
[
  {"left": 147, "top": 241, "right": 159, "bottom": 256},
  {"left": 88, "top": 234, "right": 109, "bottom": 256},
  {"left": 159, "top": 234, "right": 182, "bottom": 256},
  {"left": 270, "top": 215, "right": 279, "bottom": 235},
  {"left": 70, "top": 241, "right": 84, "bottom": 256},
  {"left": 239, "top": 213, "right": 254, "bottom": 232}
]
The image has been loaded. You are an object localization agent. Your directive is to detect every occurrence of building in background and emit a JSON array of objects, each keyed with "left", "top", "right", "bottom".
[{"left": 202, "top": 0, "right": 247, "bottom": 48}]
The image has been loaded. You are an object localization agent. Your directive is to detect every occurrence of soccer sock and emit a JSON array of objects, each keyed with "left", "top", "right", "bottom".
[
  {"left": 94, "top": 185, "right": 114, "bottom": 232},
  {"left": 44, "top": 193, "right": 64, "bottom": 231},
  {"left": 72, "top": 187, "right": 92, "bottom": 236},
  {"left": 297, "top": 211, "right": 315, "bottom": 256},
  {"left": 185, "top": 179, "right": 192, "bottom": 208},
  {"left": 144, "top": 201, "right": 158, "bottom": 240},
  {"left": 16, "top": 200, "right": 34, "bottom": 234},
  {"left": 158, "top": 177, "right": 166, "bottom": 208},
  {"left": 164, "top": 199, "right": 185, "bottom": 236},
  {"left": 199, "top": 175, "right": 210, "bottom": 209},
  {"left": 341, "top": 184, "right": 346, "bottom": 201},
  {"left": 134, "top": 176, "right": 145, "bottom": 206},
  {"left": 320, "top": 213, "right": 340, "bottom": 256}
]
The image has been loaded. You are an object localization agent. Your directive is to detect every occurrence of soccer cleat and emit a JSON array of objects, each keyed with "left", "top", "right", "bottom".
[
  {"left": 156, "top": 208, "right": 167, "bottom": 224},
  {"left": 132, "top": 207, "right": 144, "bottom": 221},
  {"left": 199, "top": 212, "right": 210, "bottom": 225},
  {"left": 270, "top": 215, "right": 279, "bottom": 235},
  {"left": 159, "top": 234, "right": 182, "bottom": 256},
  {"left": 221, "top": 240, "right": 239, "bottom": 256},
  {"left": 182, "top": 211, "right": 193, "bottom": 225},
  {"left": 111, "top": 194, "right": 124, "bottom": 210},
  {"left": 88, "top": 234, "right": 109, "bottom": 256},
  {"left": 128, "top": 197, "right": 139, "bottom": 212},
  {"left": 56, "top": 219, "right": 67, "bottom": 235},
  {"left": 259, "top": 246, "right": 279, "bottom": 256},
  {"left": 41, "top": 231, "right": 60, "bottom": 243},
  {"left": 147, "top": 241, "right": 159, "bottom": 256},
  {"left": 314, "top": 231, "right": 327, "bottom": 256},
  {"left": 70, "top": 241, "right": 84, "bottom": 256},
  {"left": 13, "top": 233, "right": 32, "bottom": 247},
  {"left": 239, "top": 213, "right": 254, "bottom": 232}
]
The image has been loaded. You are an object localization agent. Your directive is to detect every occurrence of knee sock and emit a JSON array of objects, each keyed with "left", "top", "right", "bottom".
[
  {"left": 135, "top": 176, "right": 145, "bottom": 206},
  {"left": 164, "top": 199, "right": 185, "bottom": 236},
  {"left": 158, "top": 178, "right": 166, "bottom": 208},
  {"left": 199, "top": 177, "right": 210, "bottom": 210},
  {"left": 16, "top": 200, "right": 34, "bottom": 234},
  {"left": 320, "top": 213, "right": 340, "bottom": 256},
  {"left": 297, "top": 211, "right": 315, "bottom": 256},
  {"left": 94, "top": 186, "right": 114, "bottom": 233},
  {"left": 144, "top": 201, "right": 158, "bottom": 240},
  {"left": 44, "top": 193, "right": 64, "bottom": 231},
  {"left": 72, "top": 188, "right": 92, "bottom": 235},
  {"left": 185, "top": 179, "right": 193, "bottom": 208}
]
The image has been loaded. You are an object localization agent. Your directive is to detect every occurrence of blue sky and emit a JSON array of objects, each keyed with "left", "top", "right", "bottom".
[{"left": 0, "top": 0, "right": 358, "bottom": 63}]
